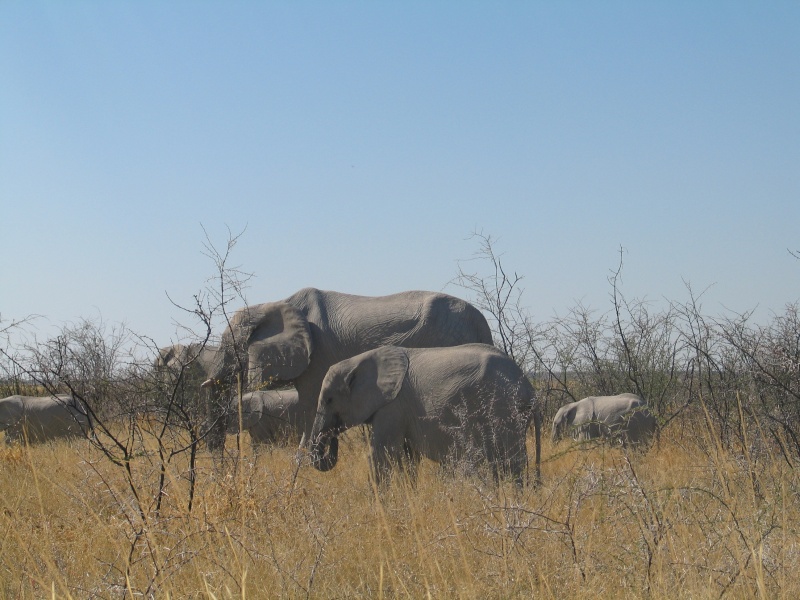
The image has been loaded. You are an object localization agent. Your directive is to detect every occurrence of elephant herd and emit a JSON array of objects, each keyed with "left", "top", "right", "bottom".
[{"left": 1, "top": 287, "right": 657, "bottom": 485}]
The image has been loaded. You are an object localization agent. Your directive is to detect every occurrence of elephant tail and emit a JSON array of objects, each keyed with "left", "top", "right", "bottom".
[
  {"left": 531, "top": 401, "right": 542, "bottom": 486},
  {"left": 518, "top": 381, "right": 541, "bottom": 485}
]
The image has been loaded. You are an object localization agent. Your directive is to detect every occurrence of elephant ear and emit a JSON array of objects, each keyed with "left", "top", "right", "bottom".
[
  {"left": 156, "top": 344, "right": 196, "bottom": 379},
  {"left": 347, "top": 346, "right": 409, "bottom": 405},
  {"left": 564, "top": 405, "right": 579, "bottom": 426},
  {"left": 237, "top": 302, "right": 313, "bottom": 385},
  {"left": 156, "top": 344, "right": 182, "bottom": 369}
]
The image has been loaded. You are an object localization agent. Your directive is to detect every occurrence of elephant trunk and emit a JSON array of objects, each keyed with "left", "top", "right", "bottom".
[
  {"left": 310, "top": 431, "right": 339, "bottom": 472},
  {"left": 551, "top": 426, "right": 560, "bottom": 443}
]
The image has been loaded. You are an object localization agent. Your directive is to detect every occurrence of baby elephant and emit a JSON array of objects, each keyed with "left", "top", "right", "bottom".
[
  {"left": 227, "top": 389, "right": 303, "bottom": 445},
  {"left": 310, "top": 344, "right": 540, "bottom": 485},
  {"left": 0, "top": 394, "right": 90, "bottom": 444},
  {"left": 551, "top": 393, "right": 656, "bottom": 445}
]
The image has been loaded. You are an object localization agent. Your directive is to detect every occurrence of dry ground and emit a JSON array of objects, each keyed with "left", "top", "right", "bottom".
[{"left": 0, "top": 413, "right": 797, "bottom": 599}]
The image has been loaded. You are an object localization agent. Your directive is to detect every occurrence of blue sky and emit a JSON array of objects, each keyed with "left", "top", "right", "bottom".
[{"left": 1, "top": 2, "right": 798, "bottom": 346}]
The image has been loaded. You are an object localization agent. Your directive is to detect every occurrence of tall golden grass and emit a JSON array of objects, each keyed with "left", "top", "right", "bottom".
[{"left": 0, "top": 410, "right": 796, "bottom": 599}]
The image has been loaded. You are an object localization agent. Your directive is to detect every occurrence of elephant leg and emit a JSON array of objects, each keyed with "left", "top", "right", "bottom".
[
  {"left": 6, "top": 424, "right": 24, "bottom": 444},
  {"left": 584, "top": 421, "right": 602, "bottom": 440},
  {"left": 510, "top": 452, "right": 527, "bottom": 487},
  {"left": 482, "top": 439, "right": 500, "bottom": 482},
  {"left": 369, "top": 446, "right": 392, "bottom": 487},
  {"left": 490, "top": 457, "right": 523, "bottom": 487},
  {"left": 481, "top": 437, "right": 523, "bottom": 487},
  {"left": 401, "top": 438, "right": 421, "bottom": 486},
  {"left": 205, "top": 391, "right": 227, "bottom": 451},
  {"left": 495, "top": 438, "right": 527, "bottom": 487},
  {"left": 369, "top": 429, "right": 406, "bottom": 487},
  {"left": 625, "top": 411, "right": 655, "bottom": 447}
]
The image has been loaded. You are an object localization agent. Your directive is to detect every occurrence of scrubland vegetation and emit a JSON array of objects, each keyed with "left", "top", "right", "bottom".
[
  {"left": 1, "top": 236, "right": 798, "bottom": 598},
  {"left": 0, "top": 415, "right": 797, "bottom": 598}
]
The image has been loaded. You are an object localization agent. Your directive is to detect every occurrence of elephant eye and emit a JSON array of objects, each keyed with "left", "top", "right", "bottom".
[{"left": 326, "top": 397, "right": 333, "bottom": 405}]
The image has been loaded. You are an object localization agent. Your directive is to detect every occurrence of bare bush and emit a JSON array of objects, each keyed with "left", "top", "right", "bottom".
[
  {"left": 0, "top": 228, "right": 259, "bottom": 597},
  {"left": 0, "top": 230, "right": 798, "bottom": 597},
  {"left": 454, "top": 234, "right": 800, "bottom": 465}
]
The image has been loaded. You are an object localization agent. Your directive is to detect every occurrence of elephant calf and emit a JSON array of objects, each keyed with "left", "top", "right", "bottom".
[
  {"left": 551, "top": 393, "right": 656, "bottom": 446},
  {"left": 310, "top": 344, "right": 541, "bottom": 486},
  {"left": 227, "top": 389, "right": 303, "bottom": 445},
  {"left": 0, "top": 394, "right": 90, "bottom": 444}
]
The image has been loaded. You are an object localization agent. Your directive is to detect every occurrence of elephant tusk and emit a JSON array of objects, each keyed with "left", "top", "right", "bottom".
[{"left": 200, "top": 378, "right": 215, "bottom": 388}]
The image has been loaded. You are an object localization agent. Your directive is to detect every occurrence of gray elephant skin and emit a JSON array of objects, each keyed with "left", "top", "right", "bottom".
[
  {"left": 0, "top": 394, "right": 90, "bottom": 444},
  {"left": 155, "top": 343, "right": 226, "bottom": 449},
  {"left": 202, "top": 288, "right": 494, "bottom": 441},
  {"left": 310, "top": 344, "right": 540, "bottom": 485},
  {"left": 227, "top": 389, "right": 302, "bottom": 445},
  {"left": 551, "top": 393, "right": 656, "bottom": 445}
]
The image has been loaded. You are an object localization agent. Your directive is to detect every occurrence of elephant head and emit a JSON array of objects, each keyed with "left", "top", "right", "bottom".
[
  {"left": 155, "top": 343, "right": 191, "bottom": 375},
  {"left": 0, "top": 396, "right": 24, "bottom": 433},
  {"left": 202, "top": 302, "right": 313, "bottom": 391},
  {"left": 551, "top": 402, "right": 579, "bottom": 443},
  {"left": 310, "top": 346, "right": 409, "bottom": 472},
  {"left": 155, "top": 343, "right": 220, "bottom": 386},
  {"left": 154, "top": 343, "right": 228, "bottom": 450}
]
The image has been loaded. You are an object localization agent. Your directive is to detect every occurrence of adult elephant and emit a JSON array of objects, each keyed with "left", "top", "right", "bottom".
[
  {"left": 227, "top": 389, "right": 302, "bottom": 445},
  {"left": 202, "top": 288, "right": 495, "bottom": 442},
  {"left": 309, "top": 344, "right": 540, "bottom": 486},
  {"left": 154, "top": 343, "right": 226, "bottom": 450},
  {"left": 551, "top": 393, "right": 656, "bottom": 446},
  {"left": 0, "top": 394, "right": 90, "bottom": 444}
]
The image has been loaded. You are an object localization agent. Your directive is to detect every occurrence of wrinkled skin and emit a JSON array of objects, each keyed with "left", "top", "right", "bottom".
[
  {"left": 203, "top": 288, "right": 494, "bottom": 443},
  {"left": 155, "top": 343, "right": 226, "bottom": 450},
  {"left": 0, "top": 394, "right": 90, "bottom": 444},
  {"left": 227, "top": 388, "right": 303, "bottom": 445},
  {"left": 551, "top": 393, "right": 656, "bottom": 445},
  {"left": 310, "top": 344, "right": 541, "bottom": 486}
]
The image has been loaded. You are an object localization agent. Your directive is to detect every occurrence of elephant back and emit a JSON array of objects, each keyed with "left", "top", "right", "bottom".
[
  {"left": 374, "top": 292, "right": 493, "bottom": 349},
  {"left": 421, "top": 293, "right": 494, "bottom": 346}
]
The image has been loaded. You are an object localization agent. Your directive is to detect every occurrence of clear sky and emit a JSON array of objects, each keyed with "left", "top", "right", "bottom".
[{"left": 1, "top": 2, "right": 798, "bottom": 347}]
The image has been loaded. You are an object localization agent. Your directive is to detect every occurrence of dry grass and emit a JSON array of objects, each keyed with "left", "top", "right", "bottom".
[{"left": 0, "top": 414, "right": 797, "bottom": 599}]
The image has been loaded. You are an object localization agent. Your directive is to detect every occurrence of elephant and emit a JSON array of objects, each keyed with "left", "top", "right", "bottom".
[
  {"left": 201, "top": 288, "right": 495, "bottom": 442},
  {"left": 551, "top": 393, "right": 656, "bottom": 445},
  {"left": 227, "top": 388, "right": 303, "bottom": 445},
  {"left": 154, "top": 343, "right": 227, "bottom": 449},
  {"left": 309, "top": 343, "right": 541, "bottom": 486},
  {"left": 0, "top": 394, "right": 90, "bottom": 444}
]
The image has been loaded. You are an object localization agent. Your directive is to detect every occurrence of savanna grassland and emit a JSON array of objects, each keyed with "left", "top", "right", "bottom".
[
  {"left": 2, "top": 240, "right": 798, "bottom": 598},
  {"left": 0, "top": 410, "right": 797, "bottom": 599}
]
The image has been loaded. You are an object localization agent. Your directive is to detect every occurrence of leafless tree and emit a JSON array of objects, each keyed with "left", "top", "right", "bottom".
[
  {"left": 452, "top": 234, "right": 800, "bottom": 463},
  {"left": 0, "top": 227, "right": 255, "bottom": 597}
]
